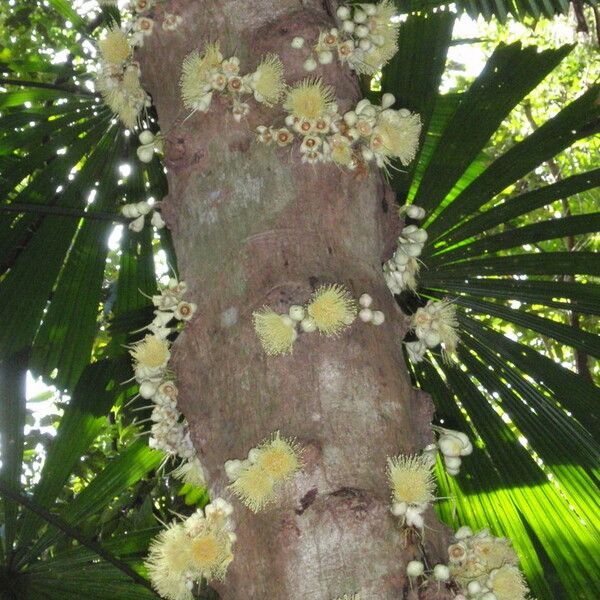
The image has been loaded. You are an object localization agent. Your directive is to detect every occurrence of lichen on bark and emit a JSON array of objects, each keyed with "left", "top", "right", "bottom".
[{"left": 138, "top": 1, "right": 451, "bottom": 597}]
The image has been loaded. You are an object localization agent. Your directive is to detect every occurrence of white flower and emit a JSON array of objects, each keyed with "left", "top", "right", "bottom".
[
  {"left": 172, "top": 457, "right": 207, "bottom": 488},
  {"left": 174, "top": 301, "right": 197, "bottom": 321},
  {"left": 135, "top": 17, "right": 154, "bottom": 37},
  {"left": 162, "top": 12, "right": 183, "bottom": 31},
  {"left": 134, "top": 0, "right": 153, "bottom": 12}
]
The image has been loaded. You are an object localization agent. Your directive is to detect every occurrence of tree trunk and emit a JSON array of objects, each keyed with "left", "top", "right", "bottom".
[{"left": 139, "top": 2, "right": 450, "bottom": 598}]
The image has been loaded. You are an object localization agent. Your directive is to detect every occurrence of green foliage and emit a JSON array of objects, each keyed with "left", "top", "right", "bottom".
[{"left": 380, "top": 13, "right": 600, "bottom": 600}]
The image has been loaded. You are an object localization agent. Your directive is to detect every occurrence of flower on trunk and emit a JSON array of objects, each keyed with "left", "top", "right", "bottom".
[
  {"left": 253, "top": 307, "right": 297, "bottom": 356},
  {"left": 353, "top": 1, "right": 399, "bottom": 74},
  {"left": 487, "top": 565, "right": 530, "bottom": 600},
  {"left": 146, "top": 500, "right": 236, "bottom": 598},
  {"left": 284, "top": 78, "right": 336, "bottom": 121},
  {"left": 255, "top": 431, "right": 302, "bottom": 480},
  {"left": 97, "top": 27, "right": 131, "bottom": 64},
  {"left": 229, "top": 432, "right": 303, "bottom": 512},
  {"left": 251, "top": 53, "right": 286, "bottom": 106},
  {"left": 134, "top": 0, "right": 153, "bottom": 12},
  {"left": 129, "top": 335, "right": 170, "bottom": 373},
  {"left": 449, "top": 528, "right": 520, "bottom": 588},
  {"left": 387, "top": 453, "right": 436, "bottom": 507},
  {"left": 371, "top": 109, "right": 422, "bottom": 167},
  {"left": 411, "top": 299, "right": 459, "bottom": 358},
  {"left": 180, "top": 43, "right": 223, "bottom": 112},
  {"left": 229, "top": 463, "right": 276, "bottom": 512},
  {"left": 162, "top": 12, "right": 183, "bottom": 31},
  {"left": 306, "top": 284, "right": 357, "bottom": 335},
  {"left": 97, "top": 63, "right": 148, "bottom": 129},
  {"left": 172, "top": 456, "right": 207, "bottom": 488},
  {"left": 174, "top": 300, "right": 197, "bottom": 321}
]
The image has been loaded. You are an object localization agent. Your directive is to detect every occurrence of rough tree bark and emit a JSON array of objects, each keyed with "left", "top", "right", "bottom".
[{"left": 139, "top": 1, "right": 451, "bottom": 598}]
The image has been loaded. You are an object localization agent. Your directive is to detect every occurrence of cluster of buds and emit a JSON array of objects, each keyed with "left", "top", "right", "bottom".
[
  {"left": 406, "top": 560, "right": 451, "bottom": 588},
  {"left": 290, "top": 2, "right": 399, "bottom": 76},
  {"left": 95, "top": 27, "right": 150, "bottom": 129},
  {"left": 253, "top": 285, "right": 385, "bottom": 356},
  {"left": 145, "top": 498, "right": 237, "bottom": 597},
  {"left": 424, "top": 426, "right": 473, "bottom": 476},
  {"left": 406, "top": 299, "right": 459, "bottom": 363},
  {"left": 180, "top": 43, "right": 286, "bottom": 121},
  {"left": 136, "top": 129, "right": 164, "bottom": 163},
  {"left": 384, "top": 205, "right": 427, "bottom": 294},
  {"left": 448, "top": 528, "right": 529, "bottom": 600},
  {"left": 121, "top": 199, "right": 165, "bottom": 232},
  {"left": 257, "top": 85, "right": 421, "bottom": 172},
  {"left": 357, "top": 293, "right": 385, "bottom": 325},
  {"left": 128, "top": 279, "right": 205, "bottom": 487}
]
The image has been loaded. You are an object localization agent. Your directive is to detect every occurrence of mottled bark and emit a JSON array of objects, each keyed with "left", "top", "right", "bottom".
[{"left": 139, "top": 2, "right": 450, "bottom": 598}]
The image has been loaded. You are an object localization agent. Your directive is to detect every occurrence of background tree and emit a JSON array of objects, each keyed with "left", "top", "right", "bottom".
[{"left": 0, "top": 1, "right": 599, "bottom": 599}]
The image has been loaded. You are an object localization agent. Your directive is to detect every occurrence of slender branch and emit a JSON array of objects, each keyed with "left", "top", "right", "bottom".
[
  {"left": 0, "top": 78, "right": 95, "bottom": 97},
  {"left": 1, "top": 203, "right": 127, "bottom": 223},
  {"left": 0, "top": 479, "right": 160, "bottom": 596}
]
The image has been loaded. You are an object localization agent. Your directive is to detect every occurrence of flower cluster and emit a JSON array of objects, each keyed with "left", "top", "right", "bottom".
[
  {"left": 290, "top": 2, "right": 399, "bottom": 75},
  {"left": 128, "top": 0, "right": 183, "bottom": 45},
  {"left": 406, "top": 299, "right": 459, "bottom": 363},
  {"left": 95, "top": 27, "right": 149, "bottom": 128},
  {"left": 257, "top": 85, "right": 421, "bottom": 171},
  {"left": 406, "top": 560, "right": 451, "bottom": 586},
  {"left": 448, "top": 527, "right": 529, "bottom": 600},
  {"left": 430, "top": 426, "right": 473, "bottom": 476},
  {"left": 384, "top": 205, "right": 427, "bottom": 294},
  {"left": 357, "top": 293, "right": 385, "bottom": 325},
  {"left": 128, "top": 279, "right": 204, "bottom": 487},
  {"left": 145, "top": 498, "right": 236, "bottom": 600},
  {"left": 180, "top": 43, "right": 286, "bottom": 121},
  {"left": 136, "top": 129, "right": 163, "bottom": 163},
  {"left": 121, "top": 198, "right": 165, "bottom": 232},
  {"left": 225, "top": 432, "right": 303, "bottom": 512},
  {"left": 387, "top": 453, "right": 436, "bottom": 530},
  {"left": 253, "top": 284, "right": 386, "bottom": 356}
]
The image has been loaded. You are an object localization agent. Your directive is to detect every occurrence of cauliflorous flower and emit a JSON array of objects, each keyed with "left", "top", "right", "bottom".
[
  {"left": 97, "top": 27, "right": 131, "bottom": 64},
  {"left": 387, "top": 454, "right": 436, "bottom": 507},
  {"left": 350, "top": 1, "right": 399, "bottom": 75},
  {"left": 284, "top": 78, "right": 336, "bottom": 121},
  {"left": 230, "top": 463, "right": 276, "bottom": 512},
  {"left": 146, "top": 502, "right": 235, "bottom": 599},
  {"left": 251, "top": 53, "right": 286, "bottom": 106},
  {"left": 172, "top": 456, "right": 207, "bottom": 488},
  {"left": 412, "top": 299, "right": 459, "bottom": 357},
  {"left": 229, "top": 432, "right": 302, "bottom": 512},
  {"left": 162, "top": 12, "right": 183, "bottom": 31},
  {"left": 255, "top": 432, "right": 302, "bottom": 480},
  {"left": 306, "top": 284, "right": 357, "bottom": 335},
  {"left": 130, "top": 335, "right": 170, "bottom": 371},
  {"left": 487, "top": 565, "right": 530, "bottom": 600},
  {"left": 180, "top": 43, "right": 223, "bottom": 111},
  {"left": 145, "top": 523, "right": 194, "bottom": 600},
  {"left": 253, "top": 307, "right": 297, "bottom": 356},
  {"left": 371, "top": 109, "right": 422, "bottom": 166},
  {"left": 329, "top": 134, "right": 356, "bottom": 168},
  {"left": 97, "top": 63, "right": 147, "bottom": 128}
]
